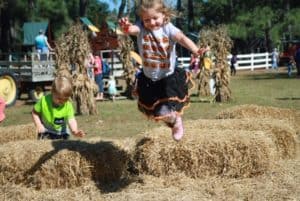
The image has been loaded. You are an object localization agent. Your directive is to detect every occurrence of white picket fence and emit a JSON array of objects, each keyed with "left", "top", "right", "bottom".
[{"left": 178, "top": 52, "right": 272, "bottom": 71}]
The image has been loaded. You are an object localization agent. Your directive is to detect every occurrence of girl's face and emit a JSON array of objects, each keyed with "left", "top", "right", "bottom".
[{"left": 141, "top": 7, "right": 165, "bottom": 31}]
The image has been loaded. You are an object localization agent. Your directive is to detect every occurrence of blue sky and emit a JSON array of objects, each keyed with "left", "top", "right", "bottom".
[{"left": 98, "top": 0, "right": 120, "bottom": 11}]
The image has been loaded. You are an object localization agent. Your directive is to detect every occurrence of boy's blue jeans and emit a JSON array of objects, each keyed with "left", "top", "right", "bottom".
[{"left": 38, "top": 130, "right": 70, "bottom": 140}]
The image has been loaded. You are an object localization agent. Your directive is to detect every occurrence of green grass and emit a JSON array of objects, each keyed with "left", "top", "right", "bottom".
[{"left": 2, "top": 70, "right": 300, "bottom": 139}]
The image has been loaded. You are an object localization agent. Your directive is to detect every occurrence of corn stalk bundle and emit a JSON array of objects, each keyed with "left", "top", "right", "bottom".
[
  {"left": 55, "top": 23, "right": 98, "bottom": 115},
  {"left": 118, "top": 35, "right": 136, "bottom": 98},
  {"left": 197, "top": 25, "right": 233, "bottom": 102},
  {"left": 196, "top": 67, "right": 211, "bottom": 97}
]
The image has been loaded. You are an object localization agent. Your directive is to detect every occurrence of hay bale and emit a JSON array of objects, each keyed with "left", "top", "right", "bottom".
[
  {"left": 0, "top": 123, "right": 36, "bottom": 144},
  {"left": 134, "top": 127, "right": 276, "bottom": 178},
  {"left": 0, "top": 140, "right": 130, "bottom": 189},
  {"left": 185, "top": 118, "right": 298, "bottom": 159},
  {"left": 216, "top": 105, "right": 298, "bottom": 129},
  {"left": 0, "top": 182, "right": 103, "bottom": 201}
]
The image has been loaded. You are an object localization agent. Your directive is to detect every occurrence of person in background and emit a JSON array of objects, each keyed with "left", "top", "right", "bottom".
[
  {"left": 35, "top": 29, "right": 53, "bottom": 60},
  {"left": 86, "top": 52, "right": 95, "bottom": 79},
  {"left": 119, "top": 0, "right": 207, "bottom": 141},
  {"left": 295, "top": 47, "right": 300, "bottom": 77},
  {"left": 0, "top": 97, "right": 6, "bottom": 123},
  {"left": 107, "top": 75, "right": 117, "bottom": 101},
  {"left": 32, "top": 76, "right": 85, "bottom": 140},
  {"left": 230, "top": 53, "right": 238, "bottom": 76},
  {"left": 189, "top": 53, "right": 200, "bottom": 75},
  {"left": 94, "top": 55, "right": 104, "bottom": 101},
  {"left": 271, "top": 48, "right": 279, "bottom": 70},
  {"left": 287, "top": 55, "right": 295, "bottom": 77}
]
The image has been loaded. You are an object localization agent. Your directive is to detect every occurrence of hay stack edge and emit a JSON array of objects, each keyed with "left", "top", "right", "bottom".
[
  {"left": 0, "top": 123, "right": 36, "bottom": 145},
  {"left": 0, "top": 140, "right": 130, "bottom": 189},
  {"left": 0, "top": 104, "right": 298, "bottom": 190}
]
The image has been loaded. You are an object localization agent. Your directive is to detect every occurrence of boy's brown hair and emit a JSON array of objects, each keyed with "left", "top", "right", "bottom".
[
  {"left": 51, "top": 76, "right": 73, "bottom": 98},
  {"left": 137, "top": 0, "right": 176, "bottom": 24}
]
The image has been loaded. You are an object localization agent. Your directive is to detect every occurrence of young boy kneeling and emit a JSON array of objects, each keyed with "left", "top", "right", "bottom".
[{"left": 32, "top": 76, "right": 85, "bottom": 140}]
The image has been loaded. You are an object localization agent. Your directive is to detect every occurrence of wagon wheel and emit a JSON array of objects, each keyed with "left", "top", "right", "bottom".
[
  {"left": 0, "top": 72, "right": 18, "bottom": 107},
  {"left": 28, "top": 86, "right": 44, "bottom": 103}
]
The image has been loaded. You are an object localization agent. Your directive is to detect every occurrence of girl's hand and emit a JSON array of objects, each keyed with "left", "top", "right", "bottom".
[
  {"left": 118, "top": 17, "right": 131, "bottom": 33},
  {"left": 197, "top": 47, "right": 208, "bottom": 56}
]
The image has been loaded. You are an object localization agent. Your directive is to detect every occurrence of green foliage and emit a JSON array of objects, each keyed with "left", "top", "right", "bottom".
[
  {"left": 1, "top": 0, "right": 300, "bottom": 53},
  {"left": 178, "top": 0, "right": 300, "bottom": 52},
  {"left": 270, "top": 24, "right": 283, "bottom": 47},
  {"left": 34, "top": 0, "right": 72, "bottom": 37},
  {"left": 284, "top": 8, "right": 300, "bottom": 39},
  {"left": 232, "top": 6, "right": 274, "bottom": 39},
  {"left": 0, "top": 0, "right": 109, "bottom": 51},
  {"left": 86, "top": 0, "right": 110, "bottom": 27},
  {"left": 227, "top": 23, "right": 247, "bottom": 40},
  {"left": 65, "top": 0, "right": 80, "bottom": 20}
]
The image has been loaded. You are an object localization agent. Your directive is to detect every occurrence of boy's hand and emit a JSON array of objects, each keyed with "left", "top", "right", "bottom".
[
  {"left": 72, "top": 130, "right": 85, "bottom": 138},
  {"left": 37, "top": 126, "right": 46, "bottom": 134}
]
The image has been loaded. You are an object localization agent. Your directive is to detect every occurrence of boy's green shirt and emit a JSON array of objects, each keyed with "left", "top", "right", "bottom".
[{"left": 33, "top": 94, "right": 74, "bottom": 134}]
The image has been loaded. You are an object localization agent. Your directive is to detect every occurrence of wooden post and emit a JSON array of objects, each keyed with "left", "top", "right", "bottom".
[
  {"left": 265, "top": 52, "right": 269, "bottom": 69},
  {"left": 249, "top": 53, "right": 252, "bottom": 71}
]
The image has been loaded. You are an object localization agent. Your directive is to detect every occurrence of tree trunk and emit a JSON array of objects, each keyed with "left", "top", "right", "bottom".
[
  {"left": 117, "top": 0, "right": 126, "bottom": 19},
  {"left": 187, "top": 0, "right": 194, "bottom": 32},
  {"left": 79, "top": 0, "right": 88, "bottom": 17},
  {"left": 27, "top": 0, "right": 35, "bottom": 9},
  {"left": 176, "top": 0, "right": 182, "bottom": 29},
  {"left": 0, "top": 7, "right": 11, "bottom": 52}
]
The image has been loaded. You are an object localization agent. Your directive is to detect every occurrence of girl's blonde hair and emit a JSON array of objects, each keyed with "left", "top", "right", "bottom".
[
  {"left": 137, "top": 0, "right": 176, "bottom": 24},
  {"left": 51, "top": 76, "right": 73, "bottom": 97}
]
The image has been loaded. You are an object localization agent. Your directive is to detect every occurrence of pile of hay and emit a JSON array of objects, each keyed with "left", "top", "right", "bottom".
[
  {"left": 0, "top": 140, "right": 130, "bottom": 189},
  {"left": 0, "top": 104, "right": 298, "bottom": 197},
  {"left": 0, "top": 123, "right": 36, "bottom": 145},
  {"left": 133, "top": 126, "right": 276, "bottom": 178},
  {"left": 185, "top": 118, "right": 297, "bottom": 159},
  {"left": 216, "top": 105, "right": 298, "bottom": 126},
  {"left": 133, "top": 104, "right": 299, "bottom": 179}
]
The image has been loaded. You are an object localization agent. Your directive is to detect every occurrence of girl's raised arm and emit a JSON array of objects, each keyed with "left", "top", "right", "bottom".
[{"left": 118, "top": 17, "right": 140, "bottom": 36}]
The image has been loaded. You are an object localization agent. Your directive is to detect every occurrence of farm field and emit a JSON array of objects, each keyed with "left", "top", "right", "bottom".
[{"left": 0, "top": 69, "right": 299, "bottom": 201}]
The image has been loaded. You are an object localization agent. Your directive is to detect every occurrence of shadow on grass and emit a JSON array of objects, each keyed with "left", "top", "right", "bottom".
[
  {"left": 276, "top": 97, "right": 300, "bottom": 101},
  {"left": 240, "top": 71, "right": 296, "bottom": 80},
  {"left": 24, "top": 101, "right": 35, "bottom": 105},
  {"left": 190, "top": 99, "right": 213, "bottom": 103},
  {"left": 23, "top": 140, "right": 136, "bottom": 193}
]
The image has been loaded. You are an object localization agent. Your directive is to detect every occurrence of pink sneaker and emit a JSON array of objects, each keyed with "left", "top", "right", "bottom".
[{"left": 172, "top": 115, "right": 184, "bottom": 141}]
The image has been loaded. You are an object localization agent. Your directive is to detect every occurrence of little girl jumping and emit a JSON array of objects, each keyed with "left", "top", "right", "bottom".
[{"left": 119, "top": 0, "right": 206, "bottom": 141}]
